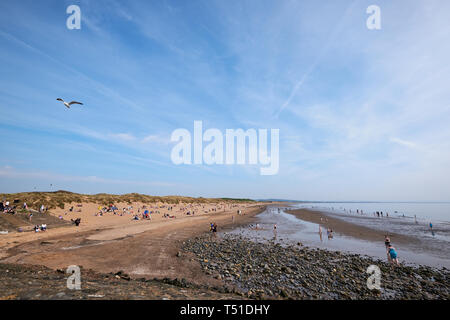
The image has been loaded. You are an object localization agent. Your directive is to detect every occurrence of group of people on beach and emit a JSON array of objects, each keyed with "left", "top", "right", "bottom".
[
  {"left": 318, "top": 225, "right": 333, "bottom": 241},
  {"left": 33, "top": 224, "right": 47, "bottom": 232},
  {"left": 0, "top": 201, "right": 17, "bottom": 214}
]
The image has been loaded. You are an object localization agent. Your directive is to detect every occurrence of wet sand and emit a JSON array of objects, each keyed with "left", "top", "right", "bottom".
[{"left": 287, "top": 208, "right": 421, "bottom": 247}]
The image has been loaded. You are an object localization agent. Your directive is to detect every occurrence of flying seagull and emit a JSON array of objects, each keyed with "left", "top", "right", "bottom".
[{"left": 57, "top": 98, "right": 83, "bottom": 108}]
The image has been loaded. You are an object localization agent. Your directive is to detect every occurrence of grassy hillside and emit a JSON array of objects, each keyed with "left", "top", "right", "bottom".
[{"left": 0, "top": 191, "right": 255, "bottom": 211}]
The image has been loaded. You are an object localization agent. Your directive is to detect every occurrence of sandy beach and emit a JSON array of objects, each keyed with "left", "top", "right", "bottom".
[{"left": 0, "top": 199, "right": 266, "bottom": 287}]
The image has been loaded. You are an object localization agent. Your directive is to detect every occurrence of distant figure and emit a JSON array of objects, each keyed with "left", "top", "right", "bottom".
[
  {"left": 71, "top": 218, "right": 81, "bottom": 226},
  {"left": 273, "top": 224, "right": 277, "bottom": 238},
  {"left": 212, "top": 223, "right": 218, "bottom": 237},
  {"left": 29, "top": 213, "right": 33, "bottom": 222},
  {"left": 384, "top": 235, "right": 391, "bottom": 262},
  {"left": 414, "top": 215, "right": 418, "bottom": 224},
  {"left": 327, "top": 228, "right": 333, "bottom": 239}
]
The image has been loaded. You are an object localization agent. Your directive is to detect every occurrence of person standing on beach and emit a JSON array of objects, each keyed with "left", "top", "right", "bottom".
[
  {"left": 273, "top": 224, "right": 277, "bottom": 238},
  {"left": 212, "top": 223, "right": 218, "bottom": 238},
  {"left": 384, "top": 235, "right": 391, "bottom": 262}
]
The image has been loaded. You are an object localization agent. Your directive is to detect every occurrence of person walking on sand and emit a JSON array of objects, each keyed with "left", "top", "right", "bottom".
[{"left": 273, "top": 224, "right": 277, "bottom": 238}]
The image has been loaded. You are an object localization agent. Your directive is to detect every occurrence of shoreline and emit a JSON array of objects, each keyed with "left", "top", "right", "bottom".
[{"left": 286, "top": 208, "right": 421, "bottom": 247}]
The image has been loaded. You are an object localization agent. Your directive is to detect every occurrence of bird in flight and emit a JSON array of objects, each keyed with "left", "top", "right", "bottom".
[{"left": 56, "top": 98, "right": 83, "bottom": 108}]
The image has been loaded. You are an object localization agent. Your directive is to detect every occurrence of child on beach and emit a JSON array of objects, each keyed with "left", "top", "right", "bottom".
[
  {"left": 384, "top": 235, "right": 391, "bottom": 248},
  {"left": 384, "top": 235, "right": 391, "bottom": 262},
  {"left": 387, "top": 245, "right": 400, "bottom": 266}
]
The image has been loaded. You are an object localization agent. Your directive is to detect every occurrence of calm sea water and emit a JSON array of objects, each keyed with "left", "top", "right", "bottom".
[
  {"left": 223, "top": 205, "right": 450, "bottom": 268},
  {"left": 291, "top": 202, "right": 450, "bottom": 223}
]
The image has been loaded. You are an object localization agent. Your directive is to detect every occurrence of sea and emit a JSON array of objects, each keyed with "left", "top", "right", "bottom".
[{"left": 224, "top": 202, "right": 450, "bottom": 269}]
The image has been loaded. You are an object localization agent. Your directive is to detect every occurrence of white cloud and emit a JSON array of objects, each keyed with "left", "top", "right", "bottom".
[{"left": 389, "top": 137, "right": 417, "bottom": 149}]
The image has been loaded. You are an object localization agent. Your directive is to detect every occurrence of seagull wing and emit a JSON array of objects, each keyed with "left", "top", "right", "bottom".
[
  {"left": 56, "top": 98, "right": 63, "bottom": 102},
  {"left": 68, "top": 101, "right": 83, "bottom": 106}
]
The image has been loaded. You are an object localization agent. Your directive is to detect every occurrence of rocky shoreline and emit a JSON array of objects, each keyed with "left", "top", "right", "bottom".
[{"left": 181, "top": 234, "right": 450, "bottom": 299}]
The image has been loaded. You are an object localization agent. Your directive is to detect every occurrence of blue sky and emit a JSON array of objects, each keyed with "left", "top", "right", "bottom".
[{"left": 0, "top": 0, "right": 449, "bottom": 201}]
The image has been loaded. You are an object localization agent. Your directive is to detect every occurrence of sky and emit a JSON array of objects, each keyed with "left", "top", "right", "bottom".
[{"left": 0, "top": 0, "right": 449, "bottom": 201}]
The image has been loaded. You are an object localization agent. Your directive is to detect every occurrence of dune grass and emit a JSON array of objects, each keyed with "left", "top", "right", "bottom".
[{"left": 0, "top": 191, "right": 255, "bottom": 211}]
